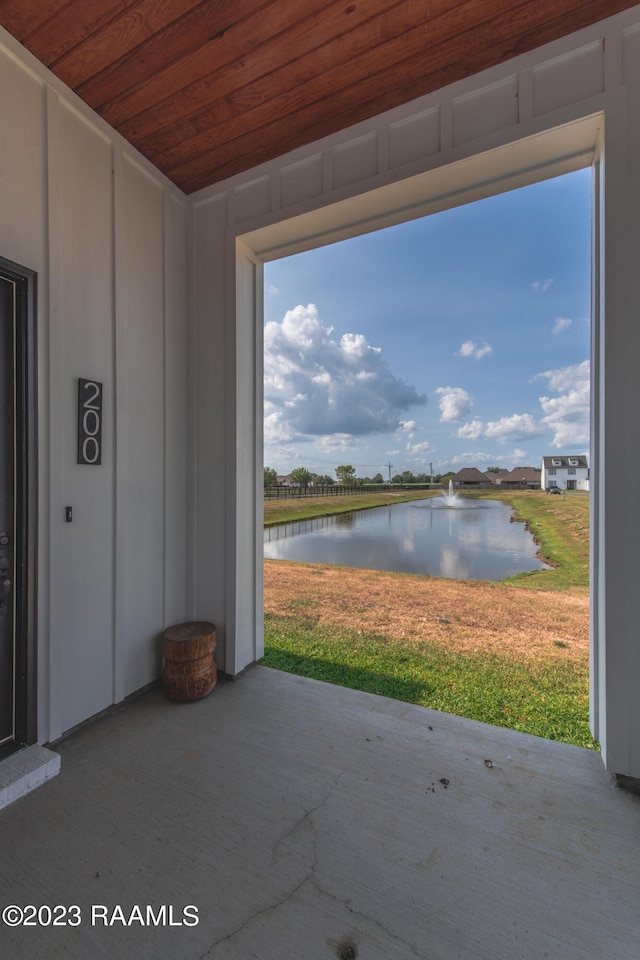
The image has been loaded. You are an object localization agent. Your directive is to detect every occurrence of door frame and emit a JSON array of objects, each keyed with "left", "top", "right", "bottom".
[{"left": 0, "top": 255, "right": 37, "bottom": 759}]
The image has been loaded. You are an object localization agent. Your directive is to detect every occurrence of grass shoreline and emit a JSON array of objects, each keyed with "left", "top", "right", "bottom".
[
  {"left": 261, "top": 490, "right": 593, "bottom": 748},
  {"left": 264, "top": 488, "right": 436, "bottom": 526}
]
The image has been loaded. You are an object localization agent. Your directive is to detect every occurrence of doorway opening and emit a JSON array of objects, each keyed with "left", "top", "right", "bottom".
[
  {"left": 261, "top": 169, "right": 592, "bottom": 747},
  {"left": 0, "top": 256, "right": 38, "bottom": 760}
]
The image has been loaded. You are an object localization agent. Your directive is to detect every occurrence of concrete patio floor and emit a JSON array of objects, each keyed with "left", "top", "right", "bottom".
[{"left": 0, "top": 665, "right": 638, "bottom": 960}]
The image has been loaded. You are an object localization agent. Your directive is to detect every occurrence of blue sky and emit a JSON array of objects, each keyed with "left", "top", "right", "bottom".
[{"left": 264, "top": 168, "right": 591, "bottom": 479}]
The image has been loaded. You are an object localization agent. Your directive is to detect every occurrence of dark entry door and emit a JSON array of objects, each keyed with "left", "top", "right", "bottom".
[
  {"left": 0, "top": 274, "right": 17, "bottom": 754},
  {"left": 0, "top": 260, "right": 37, "bottom": 760}
]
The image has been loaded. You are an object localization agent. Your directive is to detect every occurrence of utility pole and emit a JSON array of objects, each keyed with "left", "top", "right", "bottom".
[
  {"left": 386, "top": 461, "right": 394, "bottom": 483},
  {"left": 430, "top": 462, "right": 433, "bottom": 486}
]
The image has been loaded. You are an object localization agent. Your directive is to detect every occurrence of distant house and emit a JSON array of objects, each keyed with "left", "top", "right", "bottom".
[
  {"left": 484, "top": 469, "right": 510, "bottom": 485},
  {"left": 276, "top": 474, "right": 296, "bottom": 487},
  {"left": 451, "top": 467, "right": 490, "bottom": 487},
  {"left": 500, "top": 467, "right": 542, "bottom": 489},
  {"left": 541, "top": 456, "right": 589, "bottom": 491}
]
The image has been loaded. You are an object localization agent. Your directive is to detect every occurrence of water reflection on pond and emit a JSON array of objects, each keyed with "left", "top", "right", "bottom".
[{"left": 264, "top": 498, "right": 551, "bottom": 580}]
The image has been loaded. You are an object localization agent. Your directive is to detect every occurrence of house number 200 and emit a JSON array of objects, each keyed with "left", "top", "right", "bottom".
[{"left": 77, "top": 378, "right": 103, "bottom": 465}]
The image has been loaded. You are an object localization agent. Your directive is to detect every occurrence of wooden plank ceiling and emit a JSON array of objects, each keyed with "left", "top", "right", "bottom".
[{"left": 0, "top": 0, "right": 636, "bottom": 194}]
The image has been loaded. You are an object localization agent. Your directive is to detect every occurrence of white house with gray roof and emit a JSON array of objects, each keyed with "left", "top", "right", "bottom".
[{"left": 541, "top": 456, "right": 589, "bottom": 491}]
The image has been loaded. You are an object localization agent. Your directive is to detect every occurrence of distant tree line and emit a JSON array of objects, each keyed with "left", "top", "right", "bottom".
[
  {"left": 390, "top": 470, "right": 454, "bottom": 485},
  {"left": 264, "top": 464, "right": 457, "bottom": 488}
]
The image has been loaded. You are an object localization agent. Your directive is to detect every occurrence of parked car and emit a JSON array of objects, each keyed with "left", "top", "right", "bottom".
[{"left": 545, "top": 485, "right": 561, "bottom": 494}]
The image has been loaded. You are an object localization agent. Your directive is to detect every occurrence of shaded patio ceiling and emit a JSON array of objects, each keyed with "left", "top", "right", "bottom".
[{"left": 1, "top": 1, "right": 636, "bottom": 194}]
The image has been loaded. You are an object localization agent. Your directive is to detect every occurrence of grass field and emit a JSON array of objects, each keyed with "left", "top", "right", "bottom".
[
  {"left": 264, "top": 488, "right": 435, "bottom": 525},
  {"left": 261, "top": 490, "right": 594, "bottom": 748}
]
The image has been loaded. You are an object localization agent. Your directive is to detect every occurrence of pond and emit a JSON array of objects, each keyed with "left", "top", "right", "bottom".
[{"left": 264, "top": 497, "right": 551, "bottom": 580}]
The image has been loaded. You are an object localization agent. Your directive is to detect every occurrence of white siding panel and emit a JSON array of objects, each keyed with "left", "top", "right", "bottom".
[
  {"left": 235, "top": 176, "right": 271, "bottom": 224},
  {"left": 192, "top": 195, "right": 229, "bottom": 665},
  {"left": 0, "top": 31, "right": 189, "bottom": 741},
  {"left": 49, "top": 102, "right": 115, "bottom": 734},
  {"left": 163, "top": 194, "right": 188, "bottom": 629},
  {"left": 533, "top": 42, "right": 604, "bottom": 116},
  {"left": 600, "top": 82, "right": 640, "bottom": 776},
  {"left": 453, "top": 76, "right": 519, "bottom": 146},
  {"left": 280, "top": 154, "right": 323, "bottom": 208},
  {"left": 0, "top": 49, "right": 46, "bottom": 272},
  {"left": 233, "top": 244, "right": 263, "bottom": 674},
  {"left": 389, "top": 108, "right": 440, "bottom": 170},
  {"left": 622, "top": 24, "right": 640, "bottom": 83},
  {"left": 116, "top": 156, "right": 165, "bottom": 696},
  {"left": 333, "top": 132, "right": 378, "bottom": 189}
]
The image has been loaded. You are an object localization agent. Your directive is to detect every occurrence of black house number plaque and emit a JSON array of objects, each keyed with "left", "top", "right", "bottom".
[{"left": 77, "top": 378, "right": 103, "bottom": 465}]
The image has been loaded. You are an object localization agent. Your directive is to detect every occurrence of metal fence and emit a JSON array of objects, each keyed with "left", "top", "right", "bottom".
[{"left": 264, "top": 484, "right": 431, "bottom": 500}]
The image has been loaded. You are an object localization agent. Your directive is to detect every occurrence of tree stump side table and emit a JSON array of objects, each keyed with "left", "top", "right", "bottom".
[{"left": 161, "top": 621, "right": 217, "bottom": 701}]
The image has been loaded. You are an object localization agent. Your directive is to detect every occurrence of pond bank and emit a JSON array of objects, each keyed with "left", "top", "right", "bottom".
[{"left": 264, "top": 488, "right": 436, "bottom": 526}]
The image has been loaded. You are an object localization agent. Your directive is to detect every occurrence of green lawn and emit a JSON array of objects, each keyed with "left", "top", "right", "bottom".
[{"left": 264, "top": 616, "right": 594, "bottom": 748}]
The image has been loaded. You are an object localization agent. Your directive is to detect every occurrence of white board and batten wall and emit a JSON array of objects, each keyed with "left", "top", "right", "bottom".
[
  {"left": 0, "top": 33, "right": 188, "bottom": 744},
  {"left": 3, "top": 6, "right": 640, "bottom": 778}
]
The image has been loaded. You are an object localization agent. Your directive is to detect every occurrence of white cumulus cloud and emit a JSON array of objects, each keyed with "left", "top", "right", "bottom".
[
  {"left": 264, "top": 304, "right": 426, "bottom": 440},
  {"left": 456, "top": 419, "right": 484, "bottom": 440},
  {"left": 264, "top": 410, "right": 293, "bottom": 445},
  {"left": 436, "top": 386, "right": 473, "bottom": 422},
  {"left": 316, "top": 433, "right": 358, "bottom": 453},
  {"left": 552, "top": 316, "right": 573, "bottom": 335},
  {"left": 457, "top": 413, "right": 543, "bottom": 444},
  {"left": 406, "top": 441, "right": 431, "bottom": 455},
  {"left": 535, "top": 360, "right": 590, "bottom": 448},
  {"left": 449, "top": 448, "right": 528, "bottom": 467},
  {"left": 458, "top": 340, "right": 492, "bottom": 360},
  {"left": 398, "top": 420, "right": 417, "bottom": 439},
  {"left": 484, "top": 413, "right": 543, "bottom": 443},
  {"left": 453, "top": 360, "right": 590, "bottom": 451}
]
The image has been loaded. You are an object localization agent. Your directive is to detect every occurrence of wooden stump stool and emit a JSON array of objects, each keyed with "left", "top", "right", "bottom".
[{"left": 162, "top": 621, "right": 217, "bottom": 702}]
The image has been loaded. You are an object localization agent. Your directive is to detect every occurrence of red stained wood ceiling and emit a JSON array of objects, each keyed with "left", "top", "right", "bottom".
[{"left": 0, "top": 1, "right": 636, "bottom": 194}]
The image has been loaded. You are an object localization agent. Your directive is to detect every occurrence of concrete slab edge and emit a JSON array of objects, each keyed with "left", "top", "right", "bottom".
[
  {"left": 0, "top": 746, "right": 61, "bottom": 811},
  {"left": 612, "top": 772, "right": 640, "bottom": 795}
]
